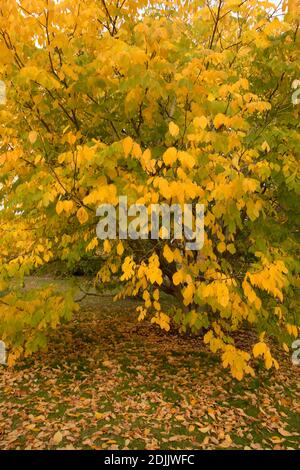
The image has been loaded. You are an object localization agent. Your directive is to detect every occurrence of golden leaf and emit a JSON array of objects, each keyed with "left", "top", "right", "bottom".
[
  {"left": 28, "top": 130, "right": 38, "bottom": 143},
  {"left": 76, "top": 207, "right": 89, "bottom": 225},
  {"left": 169, "top": 121, "right": 179, "bottom": 137}
]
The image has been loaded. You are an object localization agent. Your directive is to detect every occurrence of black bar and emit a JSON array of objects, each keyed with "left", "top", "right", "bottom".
[{"left": 0, "top": 450, "right": 299, "bottom": 467}]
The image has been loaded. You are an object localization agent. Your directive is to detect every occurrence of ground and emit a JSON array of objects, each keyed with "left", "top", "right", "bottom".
[{"left": 0, "top": 276, "right": 299, "bottom": 450}]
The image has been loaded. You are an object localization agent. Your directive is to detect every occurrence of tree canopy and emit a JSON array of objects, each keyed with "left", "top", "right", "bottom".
[{"left": 0, "top": 0, "right": 299, "bottom": 379}]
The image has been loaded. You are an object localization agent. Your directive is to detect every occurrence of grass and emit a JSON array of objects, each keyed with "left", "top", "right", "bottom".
[{"left": 0, "top": 276, "right": 299, "bottom": 450}]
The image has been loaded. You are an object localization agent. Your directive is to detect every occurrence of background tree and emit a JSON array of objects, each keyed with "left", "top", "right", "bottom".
[{"left": 0, "top": 0, "right": 299, "bottom": 377}]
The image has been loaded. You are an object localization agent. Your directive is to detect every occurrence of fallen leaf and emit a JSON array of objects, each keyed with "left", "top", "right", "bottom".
[
  {"left": 199, "top": 426, "right": 211, "bottom": 433},
  {"left": 53, "top": 431, "right": 63, "bottom": 445},
  {"left": 175, "top": 415, "right": 185, "bottom": 422},
  {"left": 278, "top": 428, "right": 292, "bottom": 437}
]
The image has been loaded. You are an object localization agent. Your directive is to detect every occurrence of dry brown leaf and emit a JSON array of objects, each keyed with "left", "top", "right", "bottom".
[
  {"left": 175, "top": 415, "right": 185, "bottom": 422},
  {"left": 199, "top": 426, "right": 211, "bottom": 433},
  {"left": 278, "top": 428, "right": 292, "bottom": 437},
  {"left": 53, "top": 431, "right": 63, "bottom": 445}
]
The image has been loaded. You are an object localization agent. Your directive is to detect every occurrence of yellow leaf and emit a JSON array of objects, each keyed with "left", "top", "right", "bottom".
[
  {"left": 86, "top": 237, "right": 98, "bottom": 252},
  {"left": 242, "top": 279, "right": 257, "bottom": 304},
  {"left": 216, "top": 282, "right": 229, "bottom": 307},
  {"left": 182, "top": 283, "right": 195, "bottom": 306},
  {"left": 233, "top": 369, "right": 244, "bottom": 381},
  {"left": 76, "top": 207, "right": 89, "bottom": 225},
  {"left": 169, "top": 121, "right": 179, "bottom": 137},
  {"left": 28, "top": 130, "right": 38, "bottom": 143},
  {"left": 7, "top": 353, "right": 17, "bottom": 367},
  {"left": 103, "top": 239, "right": 111, "bottom": 253},
  {"left": 151, "top": 312, "right": 170, "bottom": 331},
  {"left": 123, "top": 136, "right": 133, "bottom": 157},
  {"left": 117, "top": 241, "right": 124, "bottom": 256},
  {"left": 271, "top": 436, "right": 283, "bottom": 443},
  {"left": 178, "top": 151, "right": 195, "bottom": 169},
  {"left": 213, "top": 113, "right": 227, "bottom": 129},
  {"left": 261, "top": 140, "right": 270, "bottom": 152},
  {"left": 137, "top": 307, "right": 147, "bottom": 321},
  {"left": 163, "top": 147, "right": 177, "bottom": 166},
  {"left": 56, "top": 200, "right": 64, "bottom": 215},
  {"left": 66, "top": 132, "right": 77, "bottom": 145},
  {"left": 259, "top": 331, "right": 266, "bottom": 342},
  {"left": 63, "top": 200, "right": 73, "bottom": 214},
  {"left": 142, "top": 290, "right": 150, "bottom": 300},
  {"left": 194, "top": 115, "right": 208, "bottom": 130},
  {"left": 253, "top": 342, "right": 267, "bottom": 358},
  {"left": 227, "top": 243, "right": 236, "bottom": 254},
  {"left": 34, "top": 154, "right": 43, "bottom": 164},
  {"left": 173, "top": 270, "right": 183, "bottom": 285},
  {"left": 132, "top": 142, "right": 142, "bottom": 158},
  {"left": 282, "top": 343, "right": 289, "bottom": 353},
  {"left": 265, "top": 351, "right": 273, "bottom": 369},
  {"left": 163, "top": 245, "right": 174, "bottom": 263},
  {"left": 204, "top": 330, "right": 213, "bottom": 344},
  {"left": 217, "top": 241, "right": 226, "bottom": 253},
  {"left": 153, "top": 289, "right": 160, "bottom": 301}
]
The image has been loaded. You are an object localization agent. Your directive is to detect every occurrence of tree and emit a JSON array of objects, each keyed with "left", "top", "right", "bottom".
[{"left": 0, "top": 0, "right": 299, "bottom": 378}]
